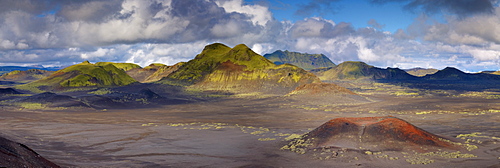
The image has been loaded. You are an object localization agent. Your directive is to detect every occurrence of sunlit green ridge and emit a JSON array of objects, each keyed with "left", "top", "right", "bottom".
[
  {"left": 159, "top": 43, "right": 320, "bottom": 94},
  {"left": 16, "top": 61, "right": 137, "bottom": 92},
  {"left": 95, "top": 62, "right": 142, "bottom": 71}
]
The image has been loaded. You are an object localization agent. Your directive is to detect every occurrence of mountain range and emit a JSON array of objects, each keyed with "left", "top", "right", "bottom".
[
  {"left": 312, "top": 61, "right": 416, "bottom": 81},
  {"left": 263, "top": 50, "right": 336, "bottom": 70},
  {"left": 158, "top": 43, "right": 320, "bottom": 94},
  {"left": 1, "top": 43, "right": 498, "bottom": 97},
  {"left": 404, "top": 67, "right": 438, "bottom": 77},
  {"left": 0, "top": 43, "right": 498, "bottom": 110}
]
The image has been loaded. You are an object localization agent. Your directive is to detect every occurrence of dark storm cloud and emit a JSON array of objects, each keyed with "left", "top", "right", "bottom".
[
  {"left": 57, "top": 0, "right": 122, "bottom": 22},
  {"left": 0, "top": 0, "right": 271, "bottom": 49},
  {"left": 294, "top": 0, "right": 342, "bottom": 16},
  {"left": 369, "top": 0, "right": 496, "bottom": 17}
]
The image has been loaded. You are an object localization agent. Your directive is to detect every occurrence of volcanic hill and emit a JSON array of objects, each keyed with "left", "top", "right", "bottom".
[
  {"left": 159, "top": 43, "right": 320, "bottom": 94},
  {"left": 263, "top": 50, "right": 336, "bottom": 70},
  {"left": 0, "top": 69, "right": 54, "bottom": 82},
  {"left": 16, "top": 61, "right": 137, "bottom": 92},
  {"left": 142, "top": 62, "right": 184, "bottom": 83},
  {"left": 125, "top": 63, "right": 167, "bottom": 82},
  {"left": 282, "top": 116, "right": 461, "bottom": 153},
  {"left": 405, "top": 67, "right": 438, "bottom": 77},
  {"left": 313, "top": 61, "right": 415, "bottom": 81},
  {"left": 422, "top": 67, "right": 500, "bottom": 80}
]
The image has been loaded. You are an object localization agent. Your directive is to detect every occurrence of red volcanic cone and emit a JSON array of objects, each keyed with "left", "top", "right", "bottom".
[{"left": 289, "top": 116, "right": 460, "bottom": 152}]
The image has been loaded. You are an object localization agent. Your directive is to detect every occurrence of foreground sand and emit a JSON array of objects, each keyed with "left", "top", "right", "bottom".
[{"left": 0, "top": 92, "right": 499, "bottom": 167}]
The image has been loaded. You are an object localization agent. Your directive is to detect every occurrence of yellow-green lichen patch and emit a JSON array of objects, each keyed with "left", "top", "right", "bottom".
[
  {"left": 141, "top": 123, "right": 158, "bottom": 126},
  {"left": 258, "top": 138, "right": 276, "bottom": 141},
  {"left": 403, "top": 150, "right": 477, "bottom": 165},
  {"left": 88, "top": 88, "right": 114, "bottom": 95},
  {"left": 364, "top": 151, "right": 399, "bottom": 160},
  {"left": 405, "top": 156, "right": 434, "bottom": 165},
  {"left": 280, "top": 134, "right": 314, "bottom": 154}
]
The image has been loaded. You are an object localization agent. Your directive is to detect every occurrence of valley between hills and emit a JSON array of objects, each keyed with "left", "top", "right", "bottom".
[{"left": 0, "top": 43, "right": 499, "bottom": 167}]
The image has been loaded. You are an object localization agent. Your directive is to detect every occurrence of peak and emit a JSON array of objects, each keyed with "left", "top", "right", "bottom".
[
  {"left": 81, "top": 60, "right": 91, "bottom": 64},
  {"left": 208, "top": 43, "right": 229, "bottom": 48},
  {"left": 442, "top": 67, "right": 461, "bottom": 71},
  {"left": 439, "top": 67, "right": 466, "bottom": 74},
  {"left": 233, "top": 44, "right": 251, "bottom": 50},
  {"left": 202, "top": 43, "right": 231, "bottom": 51},
  {"left": 339, "top": 61, "right": 370, "bottom": 66}
]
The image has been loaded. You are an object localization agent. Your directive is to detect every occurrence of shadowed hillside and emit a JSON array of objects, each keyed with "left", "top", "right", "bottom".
[
  {"left": 422, "top": 67, "right": 500, "bottom": 80},
  {"left": 264, "top": 50, "right": 336, "bottom": 70},
  {"left": 0, "top": 135, "right": 60, "bottom": 168},
  {"left": 314, "top": 61, "right": 415, "bottom": 81},
  {"left": 158, "top": 43, "right": 320, "bottom": 94},
  {"left": 405, "top": 67, "right": 438, "bottom": 77}
]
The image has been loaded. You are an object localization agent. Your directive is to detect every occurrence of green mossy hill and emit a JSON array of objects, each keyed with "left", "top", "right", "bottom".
[
  {"left": 143, "top": 62, "right": 184, "bottom": 83},
  {"left": 423, "top": 67, "right": 500, "bottom": 80},
  {"left": 144, "top": 63, "right": 167, "bottom": 70},
  {"left": 17, "top": 61, "right": 137, "bottom": 92},
  {"left": 95, "top": 62, "right": 141, "bottom": 71},
  {"left": 126, "top": 63, "right": 167, "bottom": 82},
  {"left": 405, "top": 68, "right": 438, "bottom": 77},
  {"left": 315, "top": 61, "right": 415, "bottom": 80},
  {"left": 264, "top": 50, "right": 336, "bottom": 70},
  {"left": 159, "top": 43, "right": 320, "bottom": 94},
  {"left": 162, "top": 43, "right": 274, "bottom": 84},
  {"left": 0, "top": 69, "right": 53, "bottom": 81}
]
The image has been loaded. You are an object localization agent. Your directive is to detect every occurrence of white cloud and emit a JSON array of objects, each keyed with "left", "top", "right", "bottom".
[
  {"left": 211, "top": 20, "right": 241, "bottom": 38},
  {"left": 0, "top": 0, "right": 499, "bottom": 72},
  {"left": 215, "top": 0, "right": 272, "bottom": 26},
  {"left": 465, "top": 48, "right": 500, "bottom": 61},
  {"left": 80, "top": 48, "right": 115, "bottom": 60}
]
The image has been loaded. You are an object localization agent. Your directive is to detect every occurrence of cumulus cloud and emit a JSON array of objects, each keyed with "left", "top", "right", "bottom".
[
  {"left": 289, "top": 17, "right": 355, "bottom": 38},
  {"left": 422, "top": 7, "right": 500, "bottom": 45},
  {"left": 0, "top": 0, "right": 498, "bottom": 72},
  {"left": 0, "top": 0, "right": 272, "bottom": 48}
]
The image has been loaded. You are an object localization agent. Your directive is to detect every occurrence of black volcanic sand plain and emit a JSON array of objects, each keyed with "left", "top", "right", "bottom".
[{"left": 0, "top": 81, "right": 499, "bottom": 168}]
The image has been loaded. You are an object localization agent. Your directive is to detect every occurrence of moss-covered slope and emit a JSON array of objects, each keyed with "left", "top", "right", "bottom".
[
  {"left": 143, "top": 62, "right": 184, "bottom": 83},
  {"left": 125, "top": 63, "right": 167, "bottom": 82},
  {"left": 16, "top": 61, "right": 137, "bottom": 92},
  {"left": 0, "top": 69, "right": 53, "bottom": 82},
  {"left": 264, "top": 50, "right": 336, "bottom": 70},
  {"left": 95, "top": 62, "right": 141, "bottom": 71},
  {"left": 315, "top": 61, "right": 415, "bottom": 80},
  {"left": 159, "top": 43, "right": 320, "bottom": 94}
]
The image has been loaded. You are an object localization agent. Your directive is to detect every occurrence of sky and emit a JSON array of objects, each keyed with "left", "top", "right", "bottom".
[{"left": 0, "top": 0, "right": 499, "bottom": 72}]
